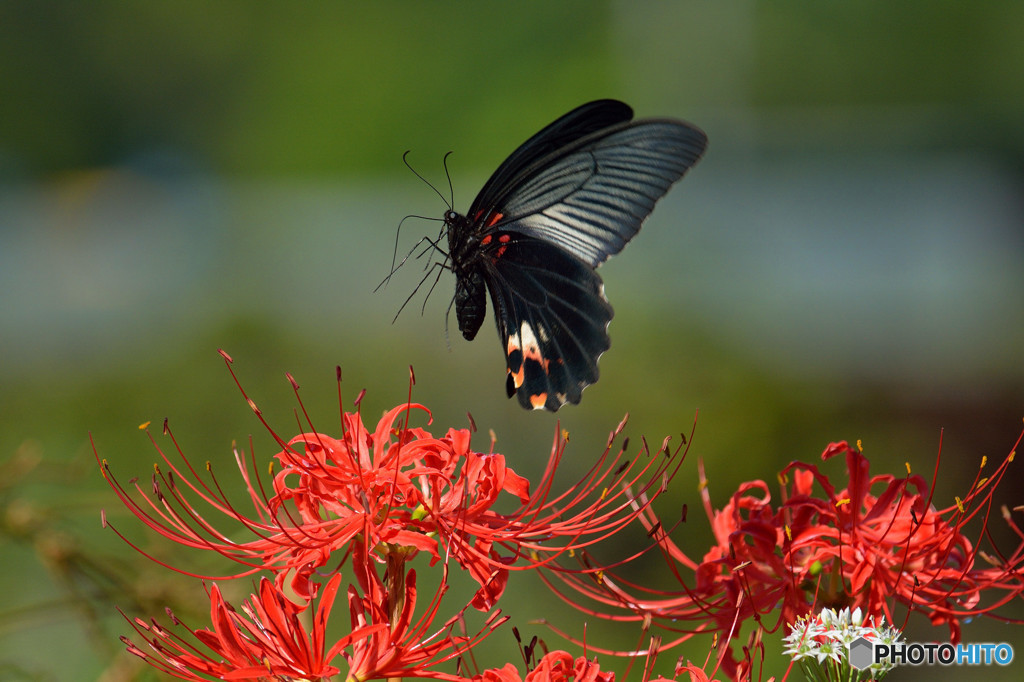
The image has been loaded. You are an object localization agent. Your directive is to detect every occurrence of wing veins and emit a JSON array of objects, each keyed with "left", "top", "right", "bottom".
[{"left": 488, "top": 259, "right": 607, "bottom": 384}]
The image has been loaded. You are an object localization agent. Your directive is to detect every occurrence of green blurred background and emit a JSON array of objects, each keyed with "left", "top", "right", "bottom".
[{"left": 2, "top": 2, "right": 1023, "bottom": 680}]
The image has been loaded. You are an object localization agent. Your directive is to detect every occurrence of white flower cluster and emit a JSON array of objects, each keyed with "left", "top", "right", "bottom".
[{"left": 783, "top": 607, "right": 903, "bottom": 681}]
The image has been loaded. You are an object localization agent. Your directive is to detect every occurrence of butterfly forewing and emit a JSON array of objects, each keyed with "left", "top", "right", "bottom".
[
  {"left": 469, "top": 100, "right": 634, "bottom": 216},
  {"left": 479, "top": 120, "right": 707, "bottom": 268},
  {"left": 444, "top": 99, "right": 707, "bottom": 411}
]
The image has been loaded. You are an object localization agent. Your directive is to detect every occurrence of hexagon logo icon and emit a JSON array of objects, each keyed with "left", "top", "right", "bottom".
[{"left": 848, "top": 637, "right": 874, "bottom": 670}]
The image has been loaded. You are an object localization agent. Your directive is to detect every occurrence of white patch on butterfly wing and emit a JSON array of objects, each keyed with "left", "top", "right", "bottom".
[{"left": 518, "top": 320, "right": 542, "bottom": 355}]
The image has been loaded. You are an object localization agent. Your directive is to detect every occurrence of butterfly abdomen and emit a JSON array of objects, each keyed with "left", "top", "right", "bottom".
[{"left": 454, "top": 268, "right": 486, "bottom": 341}]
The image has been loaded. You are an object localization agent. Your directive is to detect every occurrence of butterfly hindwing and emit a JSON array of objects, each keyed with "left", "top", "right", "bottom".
[{"left": 479, "top": 231, "right": 612, "bottom": 410}]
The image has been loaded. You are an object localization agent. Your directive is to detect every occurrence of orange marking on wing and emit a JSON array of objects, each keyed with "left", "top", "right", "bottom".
[
  {"left": 506, "top": 337, "right": 525, "bottom": 388},
  {"left": 530, "top": 393, "right": 549, "bottom": 409},
  {"left": 486, "top": 212, "right": 505, "bottom": 227},
  {"left": 480, "top": 234, "right": 492, "bottom": 246},
  {"left": 507, "top": 365, "right": 525, "bottom": 389},
  {"left": 494, "top": 245, "right": 508, "bottom": 259},
  {"left": 498, "top": 233, "right": 511, "bottom": 243}
]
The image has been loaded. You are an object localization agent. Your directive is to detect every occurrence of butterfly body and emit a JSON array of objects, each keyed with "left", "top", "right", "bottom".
[
  {"left": 447, "top": 210, "right": 489, "bottom": 341},
  {"left": 441, "top": 100, "right": 707, "bottom": 411}
]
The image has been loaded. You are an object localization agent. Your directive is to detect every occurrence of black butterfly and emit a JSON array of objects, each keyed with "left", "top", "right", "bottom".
[{"left": 440, "top": 99, "right": 706, "bottom": 411}]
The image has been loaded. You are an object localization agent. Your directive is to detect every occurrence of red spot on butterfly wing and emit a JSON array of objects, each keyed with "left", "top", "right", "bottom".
[
  {"left": 472, "top": 210, "right": 505, "bottom": 227},
  {"left": 487, "top": 233, "right": 514, "bottom": 262}
]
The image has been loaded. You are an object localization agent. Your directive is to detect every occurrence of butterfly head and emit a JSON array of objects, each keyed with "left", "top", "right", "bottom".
[{"left": 443, "top": 209, "right": 468, "bottom": 236}]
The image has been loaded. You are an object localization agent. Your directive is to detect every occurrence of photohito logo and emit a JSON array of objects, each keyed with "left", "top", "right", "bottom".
[{"left": 850, "top": 638, "right": 1014, "bottom": 668}]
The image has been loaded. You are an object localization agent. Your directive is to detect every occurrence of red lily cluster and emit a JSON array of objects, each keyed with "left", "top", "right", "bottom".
[
  {"left": 96, "top": 352, "right": 690, "bottom": 681},
  {"left": 95, "top": 352, "right": 1024, "bottom": 681},
  {"left": 547, "top": 433, "right": 1024, "bottom": 679}
]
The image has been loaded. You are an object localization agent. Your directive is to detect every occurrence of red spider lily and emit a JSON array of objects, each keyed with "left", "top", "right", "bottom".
[
  {"left": 119, "top": 549, "right": 505, "bottom": 681},
  {"left": 95, "top": 353, "right": 689, "bottom": 609},
  {"left": 120, "top": 573, "right": 360, "bottom": 681},
  {"left": 475, "top": 651, "right": 614, "bottom": 682},
  {"left": 341, "top": 539, "right": 507, "bottom": 682},
  {"left": 649, "top": 660, "right": 726, "bottom": 682},
  {"left": 473, "top": 653, "right": 734, "bottom": 682},
  {"left": 542, "top": 429, "right": 1024, "bottom": 681},
  {"left": 776, "top": 436, "right": 1024, "bottom": 638},
  {"left": 526, "top": 652, "right": 614, "bottom": 682}
]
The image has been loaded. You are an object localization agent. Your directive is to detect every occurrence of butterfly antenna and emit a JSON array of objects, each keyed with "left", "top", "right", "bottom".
[
  {"left": 382, "top": 152, "right": 460, "bottom": 324},
  {"left": 442, "top": 151, "right": 455, "bottom": 210},
  {"left": 403, "top": 150, "right": 452, "bottom": 211},
  {"left": 378, "top": 214, "right": 428, "bottom": 291}
]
